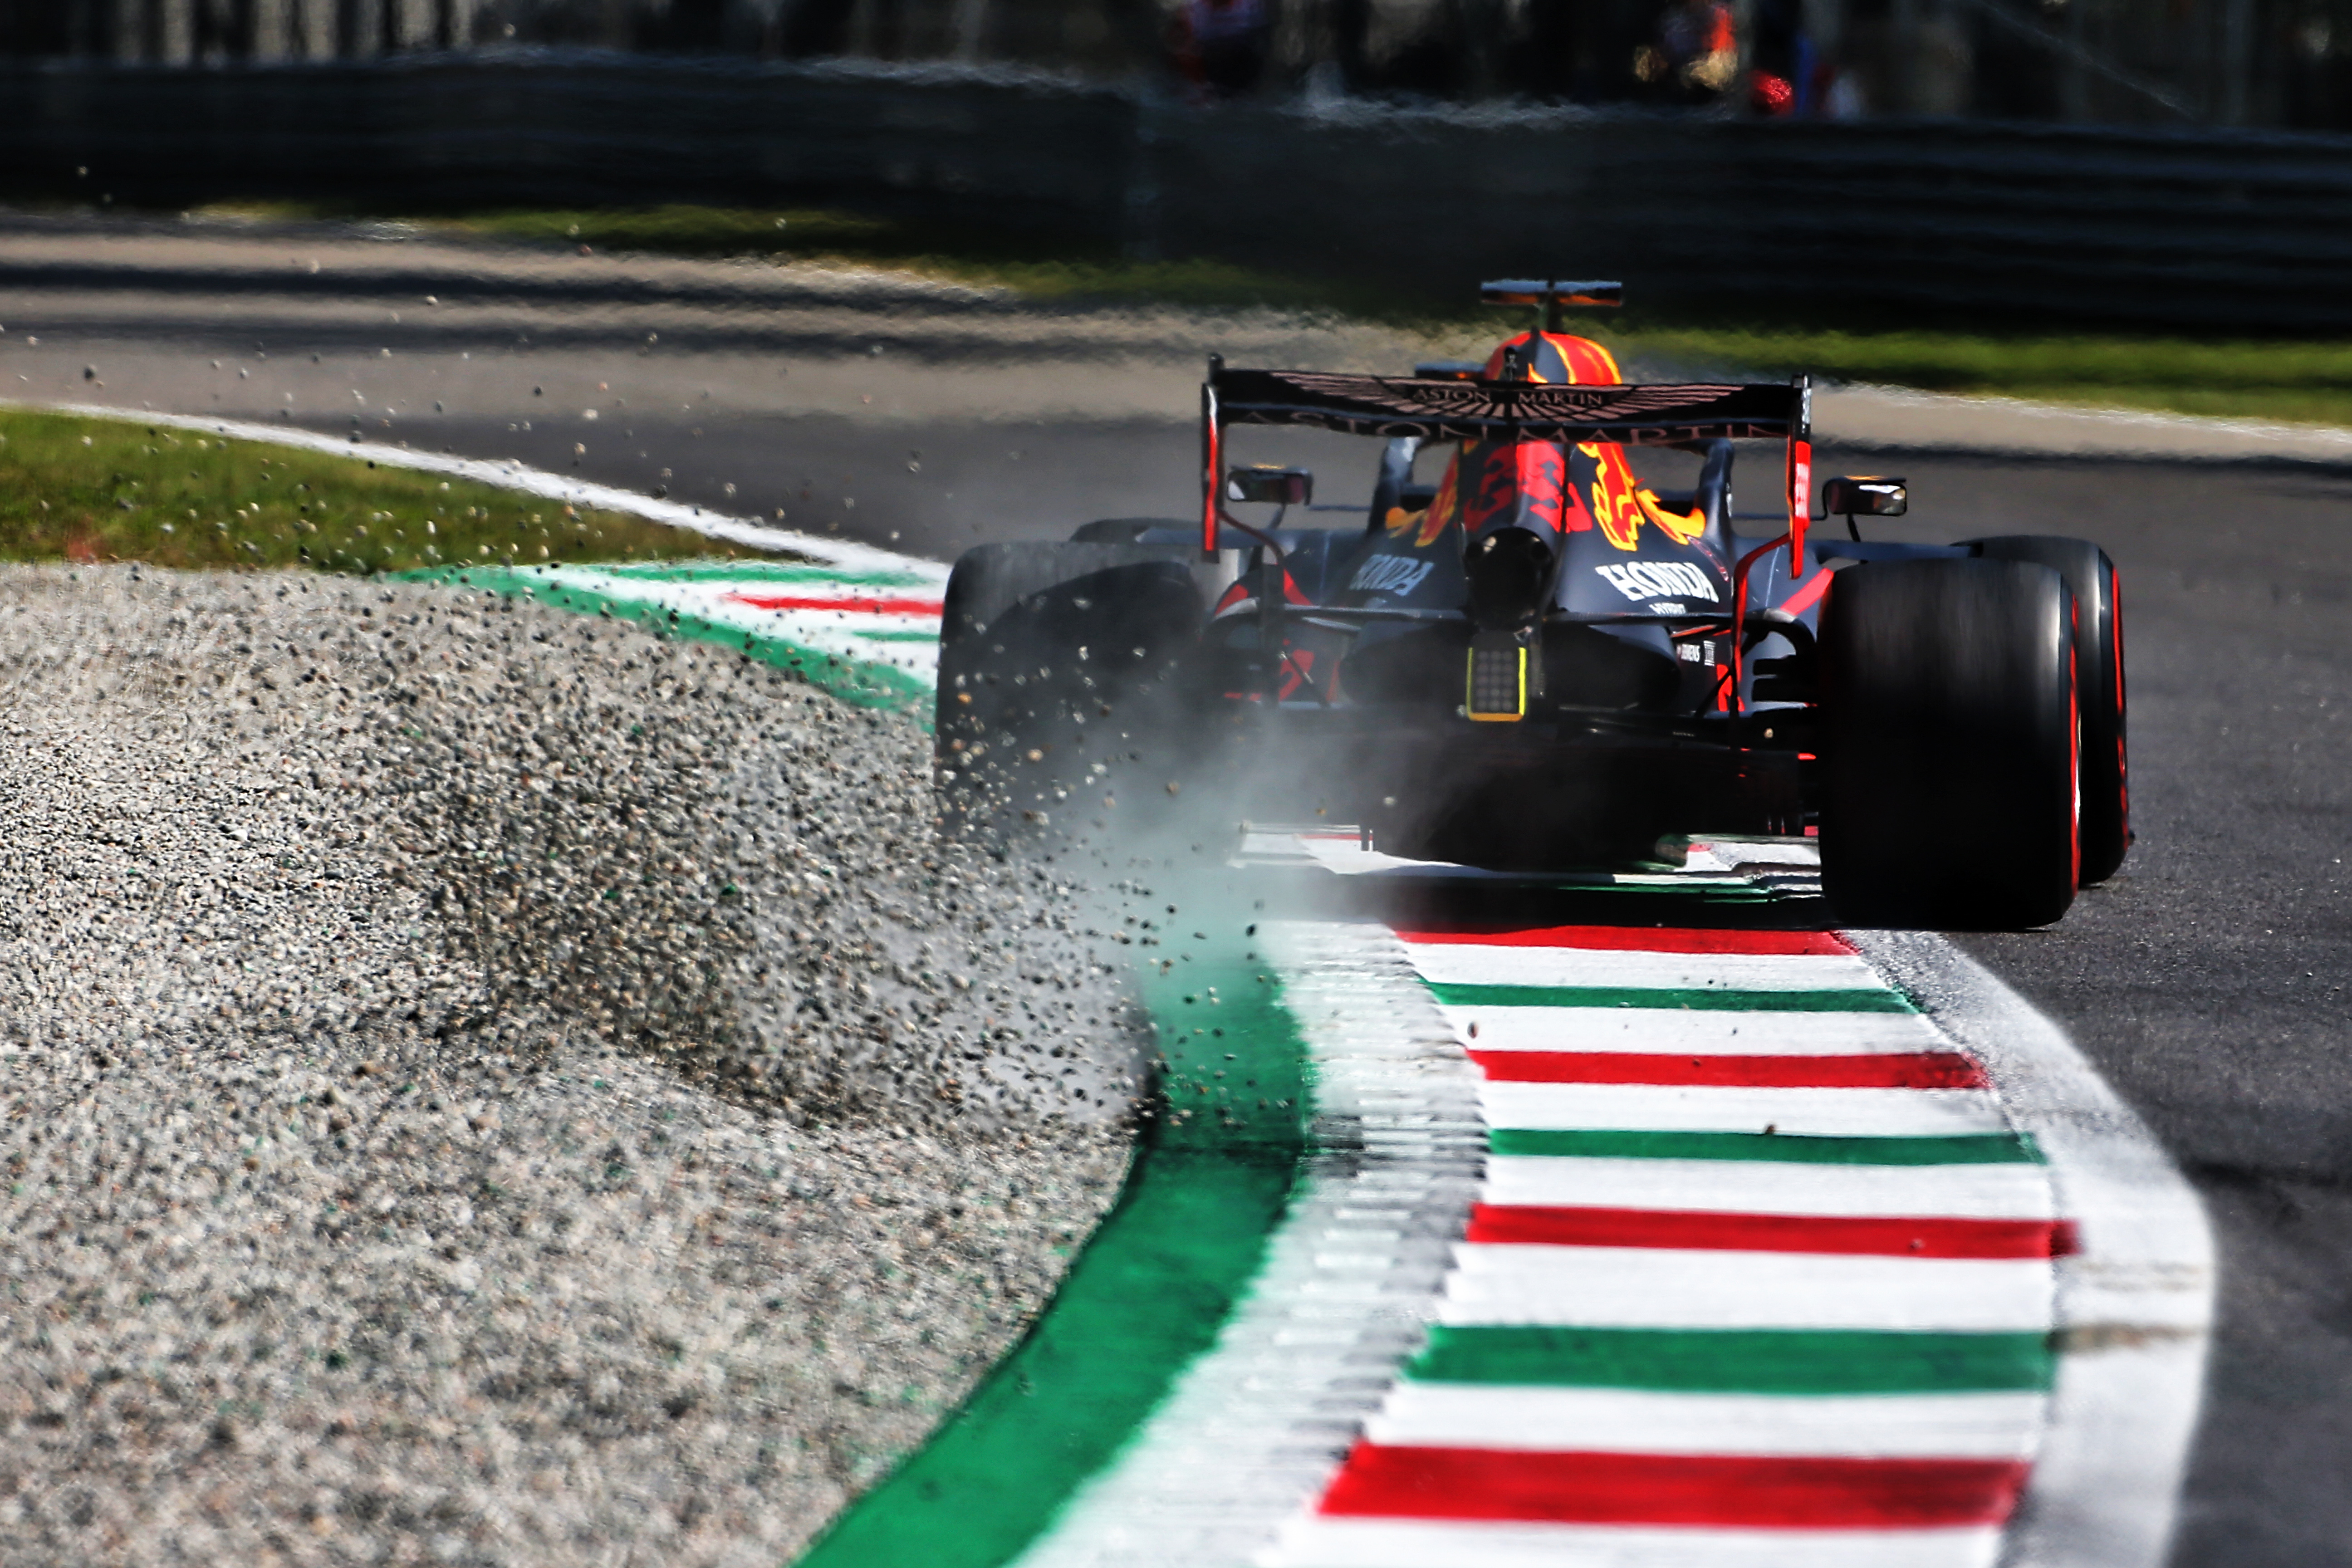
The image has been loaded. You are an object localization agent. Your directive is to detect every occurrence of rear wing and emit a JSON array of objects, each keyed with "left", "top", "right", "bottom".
[{"left": 1199, "top": 358, "right": 1814, "bottom": 562}]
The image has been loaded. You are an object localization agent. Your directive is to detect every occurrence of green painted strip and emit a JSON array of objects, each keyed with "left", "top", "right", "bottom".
[
  {"left": 1137, "top": 958, "right": 1311, "bottom": 1152},
  {"left": 792, "top": 957, "right": 1310, "bottom": 1567},
  {"left": 399, "top": 565, "right": 935, "bottom": 720},
  {"left": 794, "top": 1150, "right": 1296, "bottom": 1568},
  {"left": 856, "top": 629, "right": 946, "bottom": 643},
  {"left": 1428, "top": 983, "right": 1915, "bottom": 1013},
  {"left": 1488, "top": 1128, "right": 2043, "bottom": 1164},
  {"left": 1408, "top": 1326, "right": 2056, "bottom": 1395}
]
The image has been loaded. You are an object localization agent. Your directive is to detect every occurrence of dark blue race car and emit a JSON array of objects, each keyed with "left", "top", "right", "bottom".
[{"left": 936, "top": 281, "right": 2128, "bottom": 930}]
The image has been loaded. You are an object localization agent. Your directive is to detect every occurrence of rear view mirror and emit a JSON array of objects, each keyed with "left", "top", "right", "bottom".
[
  {"left": 1226, "top": 465, "right": 1313, "bottom": 506},
  {"left": 1821, "top": 476, "right": 1908, "bottom": 517}
]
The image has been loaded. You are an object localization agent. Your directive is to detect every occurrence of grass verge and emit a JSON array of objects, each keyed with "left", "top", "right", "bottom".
[
  {"left": 186, "top": 200, "right": 2352, "bottom": 427},
  {"left": 1604, "top": 321, "right": 2352, "bottom": 428},
  {"left": 449, "top": 206, "right": 2352, "bottom": 429},
  {"left": 204, "top": 199, "right": 1363, "bottom": 317},
  {"left": 0, "top": 407, "right": 784, "bottom": 573}
]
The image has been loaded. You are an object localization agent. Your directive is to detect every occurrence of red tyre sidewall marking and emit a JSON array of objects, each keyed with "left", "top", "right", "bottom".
[
  {"left": 2110, "top": 563, "right": 2132, "bottom": 846},
  {"left": 2068, "top": 641, "right": 2082, "bottom": 890}
]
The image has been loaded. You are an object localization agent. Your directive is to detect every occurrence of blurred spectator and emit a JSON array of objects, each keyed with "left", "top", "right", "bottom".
[
  {"left": 1173, "top": 0, "right": 1269, "bottom": 99},
  {"left": 1635, "top": 0, "right": 1738, "bottom": 104},
  {"left": 1745, "top": 0, "right": 1810, "bottom": 115}
]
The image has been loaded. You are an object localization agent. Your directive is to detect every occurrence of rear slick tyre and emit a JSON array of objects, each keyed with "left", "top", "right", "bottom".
[
  {"left": 1819, "top": 558, "right": 2080, "bottom": 930},
  {"left": 933, "top": 542, "right": 1205, "bottom": 841},
  {"left": 1964, "top": 535, "right": 2130, "bottom": 884}
]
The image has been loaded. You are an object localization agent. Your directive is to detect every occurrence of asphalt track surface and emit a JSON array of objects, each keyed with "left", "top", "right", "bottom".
[{"left": 4, "top": 216, "right": 2347, "bottom": 1566}]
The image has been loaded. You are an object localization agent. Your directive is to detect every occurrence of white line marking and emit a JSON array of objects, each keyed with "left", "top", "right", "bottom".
[
  {"left": 1011, "top": 921, "right": 1485, "bottom": 1568},
  {"left": 1364, "top": 1385, "right": 2048, "bottom": 1458},
  {"left": 5, "top": 399, "right": 948, "bottom": 582},
  {"left": 1846, "top": 933, "right": 2215, "bottom": 1568},
  {"left": 1480, "top": 1082, "right": 2011, "bottom": 1137},
  {"left": 1264, "top": 1517, "right": 2006, "bottom": 1568},
  {"left": 1481, "top": 1155, "right": 2055, "bottom": 1220},
  {"left": 1685, "top": 838, "right": 1825, "bottom": 867},
  {"left": 1817, "top": 380, "right": 2352, "bottom": 466},
  {"left": 1401, "top": 945, "right": 1887, "bottom": 992},
  {"left": 1435, "top": 1005, "right": 1950, "bottom": 1055},
  {"left": 1441, "top": 1246, "right": 2055, "bottom": 1332}
]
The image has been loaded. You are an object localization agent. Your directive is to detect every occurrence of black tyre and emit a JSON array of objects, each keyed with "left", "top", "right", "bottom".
[
  {"left": 934, "top": 542, "right": 1205, "bottom": 834},
  {"left": 1963, "top": 535, "right": 2129, "bottom": 884},
  {"left": 1819, "top": 558, "right": 2079, "bottom": 930}
]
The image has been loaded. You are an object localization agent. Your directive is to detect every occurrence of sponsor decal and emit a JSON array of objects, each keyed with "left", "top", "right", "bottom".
[
  {"left": 1384, "top": 468, "right": 1458, "bottom": 548},
  {"left": 1580, "top": 442, "right": 1711, "bottom": 553},
  {"left": 1351, "top": 555, "right": 1439, "bottom": 598},
  {"left": 1596, "top": 561, "right": 1719, "bottom": 604}
]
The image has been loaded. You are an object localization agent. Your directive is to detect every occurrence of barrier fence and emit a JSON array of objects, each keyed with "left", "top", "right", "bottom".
[{"left": 4, "top": 54, "right": 2349, "bottom": 329}]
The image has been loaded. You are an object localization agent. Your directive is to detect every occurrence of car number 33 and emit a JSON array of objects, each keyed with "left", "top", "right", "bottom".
[{"left": 1596, "top": 561, "right": 1717, "bottom": 603}]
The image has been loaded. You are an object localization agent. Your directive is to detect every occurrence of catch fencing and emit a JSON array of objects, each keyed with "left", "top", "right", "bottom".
[{"left": 5, "top": 53, "right": 2350, "bottom": 329}]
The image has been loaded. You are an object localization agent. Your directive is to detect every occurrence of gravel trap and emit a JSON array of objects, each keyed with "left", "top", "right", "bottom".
[{"left": 0, "top": 565, "right": 1145, "bottom": 1567}]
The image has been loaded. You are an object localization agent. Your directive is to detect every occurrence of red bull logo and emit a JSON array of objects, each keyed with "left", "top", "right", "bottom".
[{"left": 1580, "top": 441, "right": 1708, "bottom": 552}]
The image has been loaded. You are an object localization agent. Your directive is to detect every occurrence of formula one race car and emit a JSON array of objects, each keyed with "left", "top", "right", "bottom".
[{"left": 935, "top": 281, "right": 2128, "bottom": 929}]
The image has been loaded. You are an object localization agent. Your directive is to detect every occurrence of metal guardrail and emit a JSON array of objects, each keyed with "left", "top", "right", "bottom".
[{"left": 5, "top": 54, "right": 2351, "bottom": 329}]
